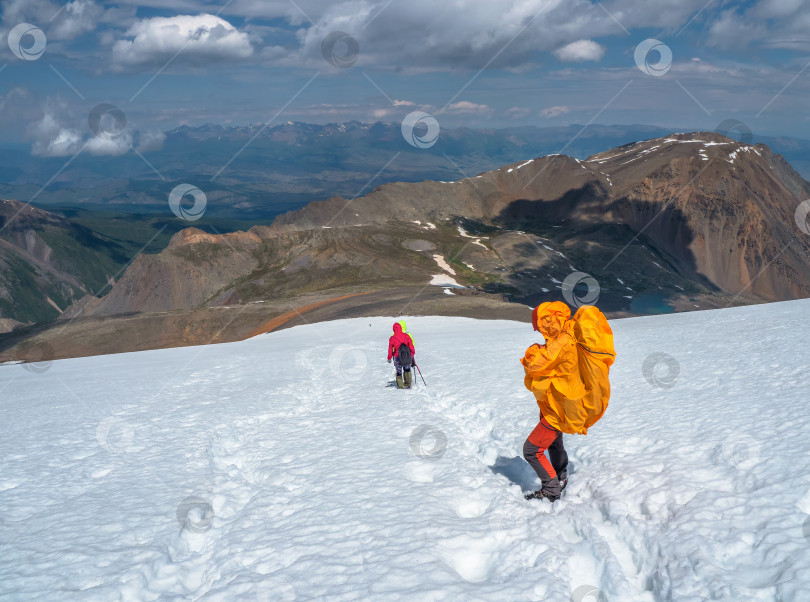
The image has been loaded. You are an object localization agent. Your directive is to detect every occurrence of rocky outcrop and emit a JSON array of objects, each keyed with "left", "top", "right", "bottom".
[
  {"left": 589, "top": 133, "right": 810, "bottom": 301},
  {"left": 0, "top": 317, "right": 24, "bottom": 333},
  {"left": 167, "top": 227, "right": 263, "bottom": 249},
  {"left": 75, "top": 229, "right": 263, "bottom": 315}
]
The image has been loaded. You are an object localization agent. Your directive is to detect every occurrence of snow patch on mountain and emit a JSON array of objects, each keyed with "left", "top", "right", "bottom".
[
  {"left": 429, "top": 274, "right": 463, "bottom": 287},
  {"left": 457, "top": 226, "right": 489, "bottom": 249},
  {"left": 432, "top": 254, "right": 456, "bottom": 275}
]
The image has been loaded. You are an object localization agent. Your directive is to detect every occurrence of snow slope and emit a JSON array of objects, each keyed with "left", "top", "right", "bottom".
[{"left": 2, "top": 300, "right": 810, "bottom": 601}]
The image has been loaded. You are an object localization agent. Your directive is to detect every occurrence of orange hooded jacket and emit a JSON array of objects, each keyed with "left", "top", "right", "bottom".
[{"left": 521, "top": 301, "right": 586, "bottom": 433}]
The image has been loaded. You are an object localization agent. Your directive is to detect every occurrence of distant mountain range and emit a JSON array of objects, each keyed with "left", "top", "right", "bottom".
[
  {"left": 0, "top": 203, "right": 257, "bottom": 329},
  {"left": 4, "top": 121, "right": 810, "bottom": 220},
  {"left": 3, "top": 131, "right": 809, "bottom": 361}
]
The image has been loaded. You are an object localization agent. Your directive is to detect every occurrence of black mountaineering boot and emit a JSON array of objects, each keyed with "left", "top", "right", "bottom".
[{"left": 524, "top": 489, "right": 560, "bottom": 502}]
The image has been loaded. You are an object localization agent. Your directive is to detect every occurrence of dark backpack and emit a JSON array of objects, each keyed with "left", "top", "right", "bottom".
[{"left": 397, "top": 342, "right": 413, "bottom": 367}]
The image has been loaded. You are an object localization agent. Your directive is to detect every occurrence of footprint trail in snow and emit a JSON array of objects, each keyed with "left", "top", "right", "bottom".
[{"left": 2, "top": 303, "right": 810, "bottom": 600}]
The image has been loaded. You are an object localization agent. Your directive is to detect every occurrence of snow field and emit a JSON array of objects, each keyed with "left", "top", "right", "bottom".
[{"left": 1, "top": 300, "right": 810, "bottom": 600}]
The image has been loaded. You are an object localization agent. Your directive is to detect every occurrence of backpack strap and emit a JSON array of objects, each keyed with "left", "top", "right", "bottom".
[{"left": 577, "top": 343, "right": 615, "bottom": 357}]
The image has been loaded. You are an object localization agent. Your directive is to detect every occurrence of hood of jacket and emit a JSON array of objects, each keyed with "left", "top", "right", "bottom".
[{"left": 532, "top": 301, "right": 571, "bottom": 339}]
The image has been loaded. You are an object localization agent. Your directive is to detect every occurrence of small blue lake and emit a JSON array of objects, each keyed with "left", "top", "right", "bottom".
[{"left": 630, "top": 293, "right": 676, "bottom": 315}]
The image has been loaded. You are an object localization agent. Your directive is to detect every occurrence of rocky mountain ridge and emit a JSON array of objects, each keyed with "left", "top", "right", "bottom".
[
  {"left": 4, "top": 131, "right": 810, "bottom": 361},
  {"left": 67, "top": 132, "right": 810, "bottom": 318}
]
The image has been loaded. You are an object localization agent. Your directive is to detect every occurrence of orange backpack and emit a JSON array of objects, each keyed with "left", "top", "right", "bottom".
[{"left": 570, "top": 305, "right": 616, "bottom": 432}]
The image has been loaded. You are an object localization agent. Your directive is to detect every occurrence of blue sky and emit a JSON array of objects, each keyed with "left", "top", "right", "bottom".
[{"left": 1, "top": 0, "right": 810, "bottom": 157}]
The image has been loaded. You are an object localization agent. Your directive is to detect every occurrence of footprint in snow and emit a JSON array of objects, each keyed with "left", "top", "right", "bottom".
[
  {"left": 436, "top": 533, "right": 502, "bottom": 583},
  {"left": 403, "top": 460, "right": 443, "bottom": 483}
]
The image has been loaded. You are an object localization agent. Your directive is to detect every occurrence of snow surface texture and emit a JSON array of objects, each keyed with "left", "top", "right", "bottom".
[{"left": 2, "top": 300, "right": 810, "bottom": 600}]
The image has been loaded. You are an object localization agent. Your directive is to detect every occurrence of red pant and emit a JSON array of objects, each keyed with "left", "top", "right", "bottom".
[{"left": 523, "top": 417, "right": 568, "bottom": 496}]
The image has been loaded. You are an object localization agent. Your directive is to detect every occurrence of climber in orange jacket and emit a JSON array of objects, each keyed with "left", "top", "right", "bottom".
[{"left": 520, "top": 301, "right": 584, "bottom": 501}]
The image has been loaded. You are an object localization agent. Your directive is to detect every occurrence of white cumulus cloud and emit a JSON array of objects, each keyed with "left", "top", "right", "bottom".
[
  {"left": 50, "top": 0, "right": 104, "bottom": 40},
  {"left": 506, "top": 107, "right": 532, "bottom": 119},
  {"left": 0, "top": 0, "right": 104, "bottom": 41},
  {"left": 135, "top": 129, "right": 166, "bottom": 153},
  {"left": 29, "top": 101, "right": 84, "bottom": 157},
  {"left": 709, "top": 1, "right": 810, "bottom": 50},
  {"left": 85, "top": 132, "right": 132, "bottom": 156},
  {"left": 0, "top": 87, "right": 29, "bottom": 113},
  {"left": 444, "top": 101, "right": 492, "bottom": 115},
  {"left": 553, "top": 39, "right": 605, "bottom": 62},
  {"left": 27, "top": 99, "right": 160, "bottom": 157},
  {"left": 540, "top": 105, "right": 570, "bottom": 118},
  {"left": 110, "top": 14, "right": 253, "bottom": 70}
]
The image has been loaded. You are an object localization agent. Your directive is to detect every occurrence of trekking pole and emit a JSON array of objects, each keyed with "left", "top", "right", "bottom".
[{"left": 414, "top": 363, "right": 427, "bottom": 387}]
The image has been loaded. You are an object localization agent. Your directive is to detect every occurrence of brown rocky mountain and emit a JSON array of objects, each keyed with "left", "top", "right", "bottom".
[
  {"left": 0, "top": 200, "right": 132, "bottom": 331},
  {"left": 4, "top": 132, "right": 810, "bottom": 361},
  {"left": 270, "top": 131, "right": 810, "bottom": 302}
]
